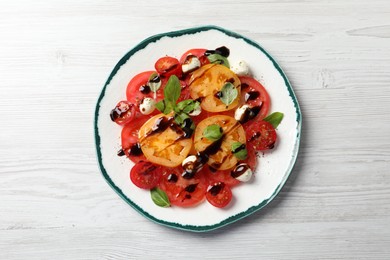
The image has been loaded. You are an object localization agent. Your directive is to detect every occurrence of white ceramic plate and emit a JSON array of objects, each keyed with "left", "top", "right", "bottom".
[{"left": 94, "top": 26, "right": 301, "bottom": 232}]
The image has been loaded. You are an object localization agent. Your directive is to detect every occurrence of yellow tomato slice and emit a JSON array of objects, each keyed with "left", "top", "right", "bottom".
[
  {"left": 194, "top": 115, "right": 246, "bottom": 170},
  {"left": 138, "top": 114, "right": 192, "bottom": 167},
  {"left": 189, "top": 64, "right": 241, "bottom": 112}
]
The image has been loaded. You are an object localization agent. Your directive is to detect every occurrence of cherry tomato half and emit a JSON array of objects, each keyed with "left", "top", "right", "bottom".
[
  {"left": 158, "top": 167, "right": 207, "bottom": 207},
  {"left": 245, "top": 120, "right": 277, "bottom": 151},
  {"left": 121, "top": 116, "right": 150, "bottom": 163},
  {"left": 130, "top": 161, "right": 162, "bottom": 189},
  {"left": 239, "top": 76, "right": 270, "bottom": 123},
  {"left": 155, "top": 56, "right": 182, "bottom": 78},
  {"left": 206, "top": 182, "right": 233, "bottom": 208},
  {"left": 110, "top": 100, "right": 136, "bottom": 125}
]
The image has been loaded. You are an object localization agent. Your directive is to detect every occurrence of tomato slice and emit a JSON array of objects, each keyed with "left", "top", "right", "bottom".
[
  {"left": 241, "top": 143, "right": 257, "bottom": 171},
  {"left": 245, "top": 120, "right": 277, "bottom": 151},
  {"left": 110, "top": 100, "right": 136, "bottom": 125},
  {"left": 130, "top": 161, "right": 162, "bottom": 189},
  {"left": 203, "top": 166, "right": 240, "bottom": 187},
  {"left": 155, "top": 56, "right": 182, "bottom": 78},
  {"left": 121, "top": 116, "right": 150, "bottom": 163},
  {"left": 126, "top": 71, "right": 164, "bottom": 108},
  {"left": 206, "top": 182, "right": 233, "bottom": 208},
  {"left": 158, "top": 167, "right": 207, "bottom": 207},
  {"left": 238, "top": 76, "right": 270, "bottom": 122}
]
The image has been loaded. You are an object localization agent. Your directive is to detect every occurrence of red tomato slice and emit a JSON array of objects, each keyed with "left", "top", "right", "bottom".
[
  {"left": 158, "top": 167, "right": 207, "bottom": 207},
  {"left": 126, "top": 71, "right": 164, "bottom": 108},
  {"left": 202, "top": 166, "right": 240, "bottom": 187},
  {"left": 238, "top": 76, "right": 270, "bottom": 122},
  {"left": 206, "top": 182, "right": 233, "bottom": 208},
  {"left": 130, "top": 161, "right": 162, "bottom": 189},
  {"left": 241, "top": 143, "right": 257, "bottom": 171},
  {"left": 121, "top": 116, "right": 150, "bottom": 163},
  {"left": 245, "top": 121, "right": 277, "bottom": 151},
  {"left": 155, "top": 56, "right": 182, "bottom": 78},
  {"left": 110, "top": 100, "right": 136, "bottom": 125}
]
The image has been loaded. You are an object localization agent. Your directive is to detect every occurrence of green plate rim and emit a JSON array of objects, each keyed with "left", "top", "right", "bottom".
[{"left": 94, "top": 25, "right": 302, "bottom": 232}]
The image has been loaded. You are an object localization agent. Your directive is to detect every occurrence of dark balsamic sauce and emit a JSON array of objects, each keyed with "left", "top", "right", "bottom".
[
  {"left": 185, "top": 183, "right": 198, "bottom": 193},
  {"left": 149, "top": 74, "right": 161, "bottom": 84},
  {"left": 208, "top": 166, "right": 217, "bottom": 173},
  {"left": 147, "top": 117, "right": 174, "bottom": 137},
  {"left": 245, "top": 91, "right": 260, "bottom": 102},
  {"left": 195, "top": 97, "right": 204, "bottom": 103},
  {"left": 181, "top": 118, "right": 194, "bottom": 138},
  {"left": 208, "top": 182, "right": 225, "bottom": 196},
  {"left": 117, "top": 148, "right": 126, "bottom": 157},
  {"left": 214, "top": 91, "right": 223, "bottom": 99},
  {"left": 241, "top": 83, "right": 249, "bottom": 89},
  {"left": 231, "top": 164, "right": 250, "bottom": 178},
  {"left": 232, "top": 143, "right": 246, "bottom": 154},
  {"left": 139, "top": 85, "right": 151, "bottom": 94},
  {"left": 128, "top": 143, "right": 143, "bottom": 156},
  {"left": 145, "top": 116, "right": 193, "bottom": 139},
  {"left": 167, "top": 173, "right": 178, "bottom": 183},
  {"left": 239, "top": 105, "right": 263, "bottom": 124},
  {"left": 202, "top": 135, "right": 224, "bottom": 156},
  {"left": 182, "top": 170, "right": 195, "bottom": 179},
  {"left": 205, "top": 46, "right": 230, "bottom": 57}
]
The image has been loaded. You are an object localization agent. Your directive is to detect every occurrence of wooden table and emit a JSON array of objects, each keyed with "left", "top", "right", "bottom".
[{"left": 1, "top": 1, "right": 389, "bottom": 259}]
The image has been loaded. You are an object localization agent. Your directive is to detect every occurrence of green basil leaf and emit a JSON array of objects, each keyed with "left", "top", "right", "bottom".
[
  {"left": 207, "top": 54, "right": 230, "bottom": 68},
  {"left": 231, "top": 142, "right": 247, "bottom": 160},
  {"left": 219, "top": 82, "right": 238, "bottom": 106},
  {"left": 148, "top": 72, "right": 161, "bottom": 92},
  {"left": 155, "top": 100, "right": 165, "bottom": 113},
  {"left": 150, "top": 187, "right": 170, "bottom": 207},
  {"left": 203, "top": 124, "right": 223, "bottom": 141},
  {"left": 174, "top": 111, "right": 188, "bottom": 125},
  {"left": 177, "top": 99, "right": 200, "bottom": 114},
  {"left": 263, "top": 112, "right": 284, "bottom": 129},
  {"left": 155, "top": 100, "right": 173, "bottom": 114},
  {"left": 164, "top": 75, "right": 181, "bottom": 105}
]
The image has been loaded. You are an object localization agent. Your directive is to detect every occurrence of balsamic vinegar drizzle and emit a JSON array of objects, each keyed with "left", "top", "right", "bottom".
[
  {"left": 231, "top": 164, "right": 250, "bottom": 178},
  {"left": 245, "top": 91, "right": 260, "bottom": 102},
  {"left": 139, "top": 85, "right": 151, "bottom": 94},
  {"left": 208, "top": 182, "right": 225, "bottom": 196}
]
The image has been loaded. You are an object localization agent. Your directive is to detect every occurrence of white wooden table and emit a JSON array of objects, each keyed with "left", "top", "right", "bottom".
[{"left": 1, "top": 1, "right": 389, "bottom": 259}]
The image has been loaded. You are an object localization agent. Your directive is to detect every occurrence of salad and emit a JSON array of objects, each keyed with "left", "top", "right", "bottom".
[{"left": 110, "top": 46, "right": 283, "bottom": 208}]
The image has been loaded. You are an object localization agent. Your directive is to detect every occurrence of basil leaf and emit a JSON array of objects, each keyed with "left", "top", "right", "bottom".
[
  {"left": 177, "top": 99, "right": 200, "bottom": 114},
  {"left": 207, "top": 54, "right": 230, "bottom": 68},
  {"left": 263, "top": 112, "right": 284, "bottom": 129},
  {"left": 148, "top": 72, "right": 161, "bottom": 92},
  {"left": 155, "top": 100, "right": 173, "bottom": 114},
  {"left": 164, "top": 75, "right": 181, "bottom": 105},
  {"left": 150, "top": 187, "right": 170, "bottom": 207},
  {"left": 219, "top": 82, "right": 238, "bottom": 106},
  {"left": 155, "top": 100, "right": 165, "bottom": 113},
  {"left": 231, "top": 142, "right": 247, "bottom": 160},
  {"left": 174, "top": 111, "right": 189, "bottom": 125},
  {"left": 203, "top": 124, "right": 223, "bottom": 141}
]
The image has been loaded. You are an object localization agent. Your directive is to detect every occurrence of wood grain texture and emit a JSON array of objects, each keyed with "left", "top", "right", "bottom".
[{"left": 1, "top": 0, "right": 390, "bottom": 259}]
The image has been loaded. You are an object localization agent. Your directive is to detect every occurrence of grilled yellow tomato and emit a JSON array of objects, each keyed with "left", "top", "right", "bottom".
[
  {"left": 193, "top": 115, "right": 246, "bottom": 170},
  {"left": 138, "top": 114, "right": 192, "bottom": 167},
  {"left": 189, "top": 64, "right": 241, "bottom": 112}
]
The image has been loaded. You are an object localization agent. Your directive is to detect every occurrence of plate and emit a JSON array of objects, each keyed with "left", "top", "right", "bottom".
[{"left": 94, "top": 25, "right": 301, "bottom": 232}]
